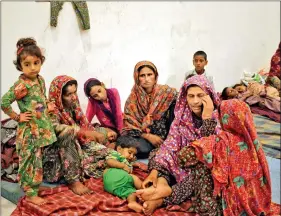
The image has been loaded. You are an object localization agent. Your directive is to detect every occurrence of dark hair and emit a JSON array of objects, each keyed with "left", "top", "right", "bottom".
[
  {"left": 193, "top": 50, "right": 207, "bottom": 61},
  {"left": 116, "top": 135, "right": 138, "bottom": 150},
  {"left": 221, "top": 87, "right": 229, "bottom": 100},
  {"left": 185, "top": 74, "right": 195, "bottom": 80},
  {"left": 62, "top": 80, "right": 78, "bottom": 95},
  {"left": 13, "top": 37, "right": 45, "bottom": 71},
  {"left": 85, "top": 79, "right": 102, "bottom": 97},
  {"left": 233, "top": 83, "right": 246, "bottom": 89},
  {"left": 137, "top": 65, "right": 156, "bottom": 74}
]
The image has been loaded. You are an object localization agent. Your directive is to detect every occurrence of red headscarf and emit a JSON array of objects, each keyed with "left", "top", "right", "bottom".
[
  {"left": 122, "top": 60, "right": 178, "bottom": 133},
  {"left": 154, "top": 74, "right": 221, "bottom": 182},
  {"left": 190, "top": 99, "right": 274, "bottom": 215},
  {"left": 49, "top": 75, "right": 92, "bottom": 129}
]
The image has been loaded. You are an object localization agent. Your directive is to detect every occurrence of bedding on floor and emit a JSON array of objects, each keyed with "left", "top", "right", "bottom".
[
  {"left": 10, "top": 168, "right": 197, "bottom": 216},
  {"left": 251, "top": 105, "right": 280, "bottom": 123},
  {"left": 2, "top": 112, "right": 280, "bottom": 215},
  {"left": 253, "top": 114, "right": 281, "bottom": 159}
]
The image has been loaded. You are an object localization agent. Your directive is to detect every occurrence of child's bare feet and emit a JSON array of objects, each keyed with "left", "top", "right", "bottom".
[
  {"left": 143, "top": 199, "right": 163, "bottom": 215},
  {"left": 68, "top": 181, "right": 92, "bottom": 195},
  {"left": 128, "top": 201, "right": 143, "bottom": 213},
  {"left": 26, "top": 196, "right": 46, "bottom": 205}
]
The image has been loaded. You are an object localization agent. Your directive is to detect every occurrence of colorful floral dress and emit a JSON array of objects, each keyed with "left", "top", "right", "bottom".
[
  {"left": 44, "top": 75, "right": 112, "bottom": 182},
  {"left": 179, "top": 99, "right": 279, "bottom": 215},
  {"left": 121, "top": 61, "right": 178, "bottom": 158},
  {"left": 1, "top": 74, "right": 57, "bottom": 197},
  {"left": 148, "top": 75, "right": 222, "bottom": 215}
]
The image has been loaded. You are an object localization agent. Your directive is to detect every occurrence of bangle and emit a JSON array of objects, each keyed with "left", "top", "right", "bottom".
[{"left": 12, "top": 114, "right": 20, "bottom": 122}]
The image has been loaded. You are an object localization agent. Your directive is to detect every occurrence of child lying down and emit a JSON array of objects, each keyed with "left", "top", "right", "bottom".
[{"left": 221, "top": 82, "right": 280, "bottom": 113}]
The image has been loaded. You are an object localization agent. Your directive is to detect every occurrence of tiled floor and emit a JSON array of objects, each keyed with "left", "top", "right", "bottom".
[
  {"left": 266, "top": 156, "right": 281, "bottom": 204},
  {"left": 1, "top": 197, "right": 16, "bottom": 216},
  {"left": 1, "top": 156, "right": 280, "bottom": 216}
]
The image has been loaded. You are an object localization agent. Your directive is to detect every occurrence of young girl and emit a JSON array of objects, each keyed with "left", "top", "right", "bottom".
[
  {"left": 84, "top": 78, "right": 123, "bottom": 148},
  {"left": 1, "top": 38, "right": 57, "bottom": 205}
]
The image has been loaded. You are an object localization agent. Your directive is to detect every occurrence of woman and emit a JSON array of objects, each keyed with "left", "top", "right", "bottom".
[
  {"left": 178, "top": 99, "right": 278, "bottom": 215},
  {"left": 43, "top": 75, "right": 112, "bottom": 194},
  {"left": 266, "top": 42, "right": 281, "bottom": 91},
  {"left": 121, "top": 61, "right": 178, "bottom": 159},
  {"left": 137, "top": 75, "right": 221, "bottom": 215},
  {"left": 84, "top": 78, "right": 123, "bottom": 148}
]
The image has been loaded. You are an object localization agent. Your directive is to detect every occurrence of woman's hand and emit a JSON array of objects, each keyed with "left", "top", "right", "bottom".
[
  {"left": 80, "top": 130, "right": 106, "bottom": 143},
  {"left": 107, "top": 130, "right": 117, "bottom": 142},
  {"left": 144, "top": 134, "right": 163, "bottom": 147},
  {"left": 92, "top": 131, "right": 106, "bottom": 143},
  {"left": 201, "top": 95, "right": 214, "bottom": 120},
  {"left": 47, "top": 102, "right": 56, "bottom": 113},
  {"left": 19, "top": 112, "right": 32, "bottom": 122},
  {"left": 142, "top": 169, "right": 158, "bottom": 188}
]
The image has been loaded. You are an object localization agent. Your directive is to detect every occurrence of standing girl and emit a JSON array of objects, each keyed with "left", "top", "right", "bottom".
[{"left": 1, "top": 38, "right": 57, "bottom": 205}]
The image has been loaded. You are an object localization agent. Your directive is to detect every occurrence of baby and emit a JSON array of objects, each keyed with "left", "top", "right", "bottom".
[{"left": 103, "top": 136, "right": 144, "bottom": 212}]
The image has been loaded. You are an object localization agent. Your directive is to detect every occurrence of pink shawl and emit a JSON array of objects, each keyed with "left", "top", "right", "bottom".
[{"left": 154, "top": 75, "right": 221, "bottom": 182}]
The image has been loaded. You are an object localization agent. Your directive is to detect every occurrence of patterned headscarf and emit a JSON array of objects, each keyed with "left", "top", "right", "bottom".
[
  {"left": 154, "top": 75, "right": 221, "bottom": 182},
  {"left": 49, "top": 75, "right": 92, "bottom": 129},
  {"left": 173, "top": 74, "right": 221, "bottom": 142},
  {"left": 122, "top": 60, "right": 177, "bottom": 133},
  {"left": 188, "top": 99, "right": 272, "bottom": 215}
]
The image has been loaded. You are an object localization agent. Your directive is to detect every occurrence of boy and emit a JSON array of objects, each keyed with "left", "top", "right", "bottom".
[
  {"left": 103, "top": 136, "right": 144, "bottom": 213},
  {"left": 185, "top": 51, "right": 214, "bottom": 87}
]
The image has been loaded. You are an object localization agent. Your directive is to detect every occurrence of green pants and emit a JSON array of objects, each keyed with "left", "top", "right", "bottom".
[
  {"left": 50, "top": 1, "right": 90, "bottom": 30},
  {"left": 18, "top": 145, "right": 43, "bottom": 197},
  {"left": 103, "top": 168, "right": 136, "bottom": 199}
]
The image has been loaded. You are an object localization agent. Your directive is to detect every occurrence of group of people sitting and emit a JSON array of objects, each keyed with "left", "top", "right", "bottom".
[{"left": 1, "top": 37, "right": 279, "bottom": 215}]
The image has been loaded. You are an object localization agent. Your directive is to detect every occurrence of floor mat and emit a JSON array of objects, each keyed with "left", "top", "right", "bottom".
[
  {"left": 253, "top": 114, "right": 281, "bottom": 159},
  {"left": 10, "top": 168, "right": 196, "bottom": 216}
]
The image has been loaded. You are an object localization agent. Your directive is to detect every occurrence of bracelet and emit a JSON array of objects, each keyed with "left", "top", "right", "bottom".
[{"left": 12, "top": 114, "right": 20, "bottom": 122}]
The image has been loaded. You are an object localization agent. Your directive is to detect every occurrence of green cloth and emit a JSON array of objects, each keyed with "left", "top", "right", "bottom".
[
  {"left": 50, "top": 1, "right": 90, "bottom": 30},
  {"left": 1, "top": 74, "right": 57, "bottom": 196},
  {"left": 106, "top": 150, "right": 132, "bottom": 168},
  {"left": 103, "top": 168, "right": 136, "bottom": 199}
]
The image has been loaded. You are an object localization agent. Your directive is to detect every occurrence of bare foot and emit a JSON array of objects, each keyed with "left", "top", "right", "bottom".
[
  {"left": 68, "top": 181, "right": 92, "bottom": 195},
  {"left": 143, "top": 199, "right": 163, "bottom": 215},
  {"left": 128, "top": 201, "right": 143, "bottom": 213},
  {"left": 26, "top": 196, "right": 46, "bottom": 205},
  {"left": 136, "top": 184, "right": 171, "bottom": 201}
]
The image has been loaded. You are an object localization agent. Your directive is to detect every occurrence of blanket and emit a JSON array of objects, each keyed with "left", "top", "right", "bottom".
[
  {"left": 254, "top": 114, "right": 281, "bottom": 159},
  {"left": 11, "top": 168, "right": 196, "bottom": 216}
]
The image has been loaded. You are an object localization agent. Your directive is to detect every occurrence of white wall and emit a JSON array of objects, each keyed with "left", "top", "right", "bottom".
[{"left": 1, "top": 2, "right": 280, "bottom": 119}]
